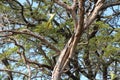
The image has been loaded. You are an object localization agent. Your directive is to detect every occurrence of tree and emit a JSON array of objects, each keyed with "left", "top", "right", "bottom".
[{"left": 0, "top": 0, "right": 120, "bottom": 80}]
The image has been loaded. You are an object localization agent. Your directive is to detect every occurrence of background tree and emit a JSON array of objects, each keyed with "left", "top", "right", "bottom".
[{"left": 0, "top": 0, "right": 120, "bottom": 80}]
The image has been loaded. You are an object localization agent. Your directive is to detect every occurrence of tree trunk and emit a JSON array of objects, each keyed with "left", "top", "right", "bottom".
[
  {"left": 51, "top": 33, "right": 82, "bottom": 80},
  {"left": 51, "top": 0, "right": 104, "bottom": 80}
]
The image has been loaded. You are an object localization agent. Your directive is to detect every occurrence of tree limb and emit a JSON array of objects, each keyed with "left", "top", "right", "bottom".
[
  {"left": 101, "top": 1, "right": 120, "bottom": 10},
  {"left": 0, "top": 69, "right": 29, "bottom": 77},
  {"left": 0, "top": 29, "right": 60, "bottom": 54}
]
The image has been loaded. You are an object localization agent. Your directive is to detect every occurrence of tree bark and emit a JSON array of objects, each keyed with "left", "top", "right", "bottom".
[
  {"left": 52, "top": 0, "right": 104, "bottom": 80},
  {"left": 51, "top": 33, "right": 82, "bottom": 80}
]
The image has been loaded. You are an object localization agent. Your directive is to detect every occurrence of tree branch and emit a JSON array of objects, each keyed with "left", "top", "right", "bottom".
[
  {"left": 84, "top": 0, "right": 105, "bottom": 29},
  {"left": 0, "top": 29, "right": 60, "bottom": 54},
  {"left": 11, "top": 37, "right": 32, "bottom": 80},
  {"left": 0, "top": 69, "right": 29, "bottom": 77},
  {"left": 53, "top": 0, "right": 71, "bottom": 10},
  {"left": 27, "top": 59, "right": 53, "bottom": 70},
  {"left": 101, "top": 1, "right": 120, "bottom": 10},
  {"left": 7, "top": 0, "right": 35, "bottom": 27},
  {"left": 1, "top": 58, "right": 13, "bottom": 80}
]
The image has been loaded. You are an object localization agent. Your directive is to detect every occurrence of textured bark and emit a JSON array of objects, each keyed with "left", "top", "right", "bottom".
[
  {"left": 51, "top": 34, "right": 82, "bottom": 80},
  {"left": 52, "top": 0, "right": 104, "bottom": 80}
]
